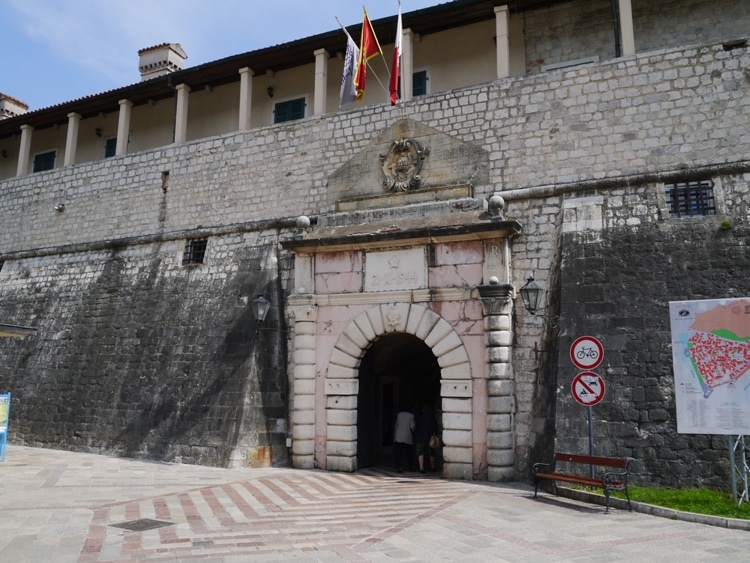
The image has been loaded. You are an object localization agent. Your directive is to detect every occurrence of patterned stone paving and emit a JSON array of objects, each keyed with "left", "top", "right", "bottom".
[
  {"left": 4, "top": 446, "right": 750, "bottom": 562},
  {"left": 80, "top": 469, "right": 468, "bottom": 561}
]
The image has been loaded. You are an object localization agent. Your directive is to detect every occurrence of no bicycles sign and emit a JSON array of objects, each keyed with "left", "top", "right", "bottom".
[{"left": 570, "top": 336, "right": 603, "bottom": 370}]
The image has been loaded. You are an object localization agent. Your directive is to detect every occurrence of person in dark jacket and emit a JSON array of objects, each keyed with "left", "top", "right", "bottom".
[{"left": 414, "top": 404, "right": 438, "bottom": 473}]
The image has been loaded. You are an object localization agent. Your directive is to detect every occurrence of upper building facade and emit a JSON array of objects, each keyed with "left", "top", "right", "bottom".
[
  {"left": 0, "top": 0, "right": 748, "bottom": 487},
  {"left": 2, "top": 0, "right": 745, "bottom": 181}
]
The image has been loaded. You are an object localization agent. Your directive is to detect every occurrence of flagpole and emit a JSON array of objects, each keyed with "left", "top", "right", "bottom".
[
  {"left": 334, "top": 16, "right": 355, "bottom": 44},
  {"left": 367, "top": 63, "right": 390, "bottom": 98},
  {"left": 381, "top": 0, "right": 401, "bottom": 80}
]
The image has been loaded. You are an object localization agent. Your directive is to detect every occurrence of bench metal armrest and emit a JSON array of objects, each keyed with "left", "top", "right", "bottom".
[
  {"left": 532, "top": 461, "right": 553, "bottom": 474},
  {"left": 603, "top": 469, "right": 629, "bottom": 486}
]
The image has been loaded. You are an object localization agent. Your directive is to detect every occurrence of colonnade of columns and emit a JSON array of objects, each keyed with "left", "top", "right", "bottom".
[{"left": 9, "top": 1, "right": 636, "bottom": 177}]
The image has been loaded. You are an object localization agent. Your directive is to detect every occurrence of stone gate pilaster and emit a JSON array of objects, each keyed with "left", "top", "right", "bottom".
[
  {"left": 477, "top": 283, "right": 516, "bottom": 481},
  {"left": 288, "top": 298, "right": 317, "bottom": 469}
]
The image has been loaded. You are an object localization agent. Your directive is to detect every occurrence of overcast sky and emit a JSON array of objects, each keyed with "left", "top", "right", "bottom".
[{"left": 2, "top": 0, "right": 443, "bottom": 112}]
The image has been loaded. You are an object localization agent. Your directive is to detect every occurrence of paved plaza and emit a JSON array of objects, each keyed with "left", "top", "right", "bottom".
[{"left": 1, "top": 445, "right": 750, "bottom": 562}]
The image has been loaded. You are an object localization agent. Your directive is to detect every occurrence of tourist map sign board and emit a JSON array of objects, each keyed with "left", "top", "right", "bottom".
[
  {"left": 0, "top": 393, "right": 9, "bottom": 461},
  {"left": 570, "top": 336, "right": 603, "bottom": 370},
  {"left": 670, "top": 298, "right": 750, "bottom": 434},
  {"left": 571, "top": 372, "right": 605, "bottom": 406}
]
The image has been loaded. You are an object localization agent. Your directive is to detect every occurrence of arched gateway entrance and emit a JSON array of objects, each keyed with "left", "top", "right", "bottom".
[
  {"left": 280, "top": 117, "right": 521, "bottom": 481},
  {"left": 282, "top": 209, "right": 521, "bottom": 481},
  {"left": 357, "top": 333, "right": 440, "bottom": 469}
]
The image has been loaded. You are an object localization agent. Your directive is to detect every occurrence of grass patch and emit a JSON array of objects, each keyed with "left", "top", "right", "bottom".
[{"left": 606, "top": 486, "right": 750, "bottom": 520}]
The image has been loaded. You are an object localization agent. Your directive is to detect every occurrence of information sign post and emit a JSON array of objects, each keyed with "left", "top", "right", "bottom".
[
  {"left": 0, "top": 393, "right": 10, "bottom": 462},
  {"left": 570, "top": 336, "right": 605, "bottom": 478}
]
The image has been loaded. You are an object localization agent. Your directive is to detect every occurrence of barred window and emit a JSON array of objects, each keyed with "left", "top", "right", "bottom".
[
  {"left": 182, "top": 238, "right": 207, "bottom": 265},
  {"left": 665, "top": 180, "right": 715, "bottom": 217}
]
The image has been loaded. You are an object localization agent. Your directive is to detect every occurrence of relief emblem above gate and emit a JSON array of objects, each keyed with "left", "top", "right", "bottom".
[
  {"left": 380, "top": 138, "right": 429, "bottom": 192},
  {"left": 327, "top": 118, "right": 490, "bottom": 211}
]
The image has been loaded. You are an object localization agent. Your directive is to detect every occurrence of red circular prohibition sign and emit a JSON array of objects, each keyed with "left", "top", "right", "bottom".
[
  {"left": 571, "top": 371, "right": 606, "bottom": 406},
  {"left": 570, "top": 336, "right": 604, "bottom": 370}
]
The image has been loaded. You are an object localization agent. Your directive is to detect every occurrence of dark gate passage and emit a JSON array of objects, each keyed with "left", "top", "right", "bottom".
[{"left": 357, "top": 333, "right": 440, "bottom": 469}]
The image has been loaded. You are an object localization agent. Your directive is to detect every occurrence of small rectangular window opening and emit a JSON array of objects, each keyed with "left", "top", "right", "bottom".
[
  {"left": 413, "top": 70, "right": 429, "bottom": 97},
  {"left": 104, "top": 138, "right": 117, "bottom": 158},
  {"left": 665, "top": 179, "right": 716, "bottom": 217},
  {"left": 273, "top": 97, "right": 306, "bottom": 124},
  {"left": 161, "top": 171, "right": 169, "bottom": 193},
  {"left": 183, "top": 238, "right": 207, "bottom": 265},
  {"left": 33, "top": 150, "right": 56, "bottom": 173}
]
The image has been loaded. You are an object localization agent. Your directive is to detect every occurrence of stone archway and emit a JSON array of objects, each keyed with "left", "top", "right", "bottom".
[
  {"left": 355, "top": 332, "right": 439, "bottom": 469},
  {"left": 283, "top": 205, "right": 522, "bottom": 482},
  {"left": 323, "top": 303, "right": 474, "bottom": 478}
]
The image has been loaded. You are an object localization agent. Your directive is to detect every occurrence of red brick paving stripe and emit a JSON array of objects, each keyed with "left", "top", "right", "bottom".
[
  {"left": 220, "top": 482, "right": 261, "bottom": 519},
  {"left": 271, "top": 476, "right": 319, "bottom": 503},
  {"left": 200, "top": 487, "right": 237, "bottom": 527},
  {"left": 256, "top": 475, "right": 308, "bottom": 506},
  {"left": 124, "top": 501, "right": 140, "bottom": 521},
  {"left": 78, "top": 507, "right": 108, "bottom": 560},
  {"left": 152, "top": 497, "right": 171, "bottom": 520},
  {"left": 243, "top": 479, "right": 287, "bottom": 509},
  {"left": 178, "top": 492, "right": 209, "bottom": 534}
]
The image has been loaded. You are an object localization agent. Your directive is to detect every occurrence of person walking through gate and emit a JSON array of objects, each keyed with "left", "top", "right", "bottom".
[
  {"left": 415, "top": 404, "right": 438, "bottom": 473},
  {"left": 393, "top": 406, "right": 416, "bottom": 472}
]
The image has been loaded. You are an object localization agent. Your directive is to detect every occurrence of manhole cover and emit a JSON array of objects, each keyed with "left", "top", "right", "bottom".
[{"left": 109, "top": 518, "right": 174, "bottom": 532}]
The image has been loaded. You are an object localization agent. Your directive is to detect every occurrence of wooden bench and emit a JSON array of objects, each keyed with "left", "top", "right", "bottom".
[{"left": 532, "top": 452, "right": 632, "bottom": 512}]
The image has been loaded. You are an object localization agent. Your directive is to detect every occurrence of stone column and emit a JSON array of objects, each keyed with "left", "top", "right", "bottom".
[
  {"left": 288, "top": 297, "right": 317, "bottom": 469},
  {"left": 64, "top": 112, "right": 80, "bottom": 166},
  {"left": 17, "top": 124, "right": 33, "bottom": 176},
  {"left": 618, "top": 0, "right": 636, "bottom": 56},
  {"left": 116, "top": 99, "right": 132, "bottom": 156},
  {"left": 495, "top": 6, "right": 511, "bottom": 79},
  {"left": 325, "top": 377, "right": 359, "bottom": 472},
  {"left": 477, "top": 282, "right": 516, "bottom": 482},
  {"left": 174, "top": 83, "right": 190, "bottom": 143},
  {"left": 238, "top": 67, "right": 253, "bottom": 131},
  {"left": 401, "top": 29, "right": 415, "bottom": 102},
  {"left": 313, "top": 49, "right": 328, "bottom": 116}
]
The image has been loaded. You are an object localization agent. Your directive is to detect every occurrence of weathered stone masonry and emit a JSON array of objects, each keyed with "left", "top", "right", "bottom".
[{"left": 0, "top": 37, "right": 749, "bottom": 485}]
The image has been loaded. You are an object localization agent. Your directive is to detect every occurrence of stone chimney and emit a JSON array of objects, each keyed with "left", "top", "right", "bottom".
[
  {"left": 138, "top": 43, "right": 188, "bottom": 81},
  {"left": 0, "top": 93, "right": 28, "bottom": 119}
]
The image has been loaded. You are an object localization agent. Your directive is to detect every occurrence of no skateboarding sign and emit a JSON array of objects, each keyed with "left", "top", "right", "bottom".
[{"left": 571, "top": 371, "right": 605, "bottom": 406}]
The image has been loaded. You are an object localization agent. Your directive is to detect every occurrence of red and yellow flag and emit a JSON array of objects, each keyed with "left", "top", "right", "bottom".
[{"left": 353, "top": 9, "right": 383, "bottom": 102}]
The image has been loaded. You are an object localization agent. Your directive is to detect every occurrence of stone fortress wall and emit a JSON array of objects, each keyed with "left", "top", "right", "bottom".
[{"left": 0, "top": 28, "right": 749, "bottom": 485}]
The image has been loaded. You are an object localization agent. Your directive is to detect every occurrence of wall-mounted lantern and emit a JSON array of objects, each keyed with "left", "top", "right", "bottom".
[
  {"left": 519, "top": 277, "right": 543, "bottom": 314},
  {"left": 251, "top": 295, "right": 271, "bottom": 323}
]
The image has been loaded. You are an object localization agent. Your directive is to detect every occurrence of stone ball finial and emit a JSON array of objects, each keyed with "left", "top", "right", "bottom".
[
  {"left": 296, "top": 215, "right": 311, "bottom": 229},
  {"left": 488, "top": 276, "right": 499, "bottom": 285},
  {"left": 488, "top": 194, "right": 505, "bottom": 213}
]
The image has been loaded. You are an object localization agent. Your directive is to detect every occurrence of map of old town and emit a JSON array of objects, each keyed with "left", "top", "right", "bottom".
[{"left": 670, "top": 298, "right": 750, "bottom": 435}]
